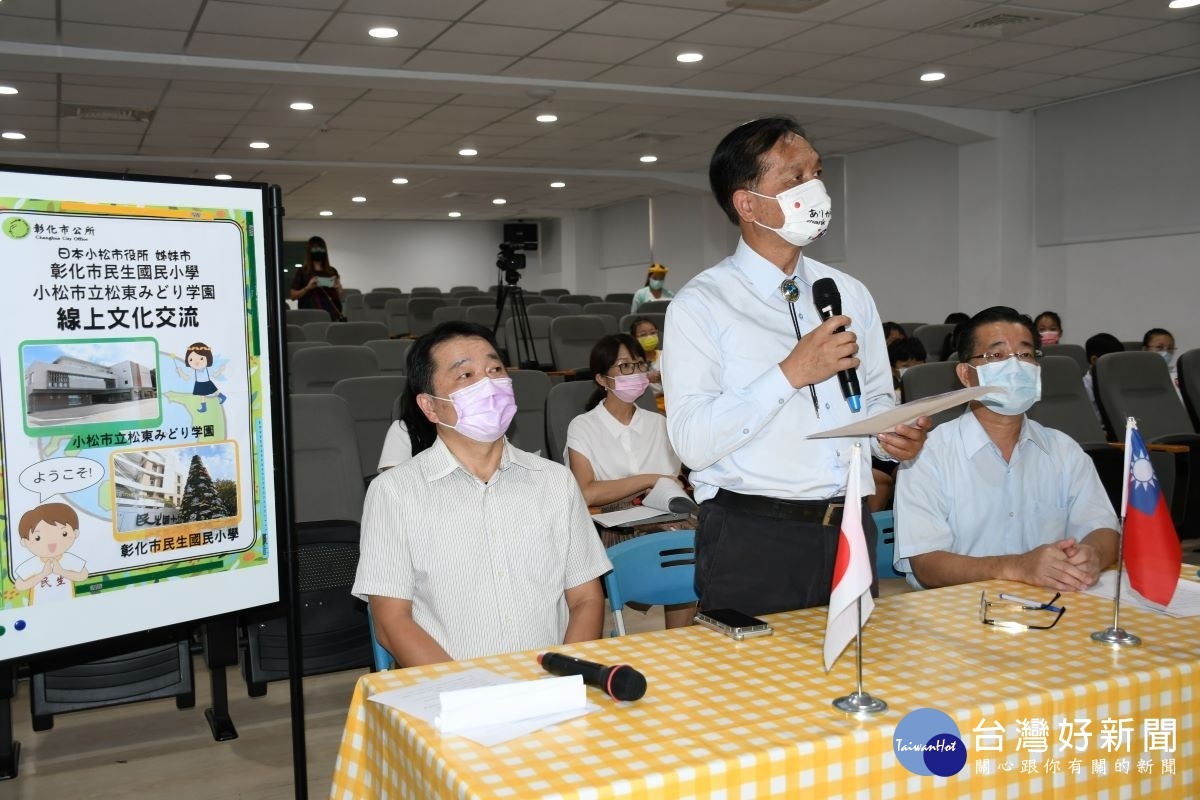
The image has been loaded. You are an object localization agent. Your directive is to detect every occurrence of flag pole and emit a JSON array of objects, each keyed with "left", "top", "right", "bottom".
[
  {"left": 833, "top": 595, "right": 887, "bottom": 714},
  {"left": 833, "top": 443, "right": 887, "bottom": 715},
  {"left": 1091, "top": 416, "right": 1141, "bottom": 647}
]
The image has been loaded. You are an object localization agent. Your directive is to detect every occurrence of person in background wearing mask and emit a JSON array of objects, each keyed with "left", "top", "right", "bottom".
[
  {"left": 888, "top": 337, "right": 927, "bottom": 402},
  {"left": 663, "top": 116, "right": 929, "bottom": 616},
  {"left": 631, "top": 263, "right": 672, "bottom": 312},
  {"left": 893, "top": 306, "right": 1118, "bottom": 591},
  {"left": 883, "top": 321, "right": 907, "bottom": 346},
  {"left": 1034, "top": 311, "right": 1063, "bottom": 346},
  {"left": 290, "top": 235, "right": 344, "bottom": 319},
  {"left": 566, "top": 333, "right": 692, "bottom": 627},
  {"left": 353, "top": 322, "right": 610, "bottom": 667},
  {"left": 1142, "top": 327, "right": 1181, "bottom": 392},
  {"left": 629, "top": 316, "right": 664, "bottom": 397},
  {"left": 1083, "top": 332, "right": 1123, "bottom": 433}
]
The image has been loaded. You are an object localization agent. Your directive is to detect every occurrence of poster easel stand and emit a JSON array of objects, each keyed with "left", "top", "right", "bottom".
[
  {"left": 0, "top": 660, "right": 19, "bottom": 780},
  {"left": 203, "top": 617, "right": 240, "bottom": 741}
]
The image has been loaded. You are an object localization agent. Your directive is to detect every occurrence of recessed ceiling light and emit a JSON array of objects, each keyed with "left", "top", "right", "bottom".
[
  {"left": 458, "top": 147, "right": 478, "bottom": 157},
  {"left": 369, "top": 26, "right": 399, "bottom": 39},
  {"left": 319, "top": 210, "right": 333, "bottom": 216},
  {"left": 352, "top": 196, "right": 366, "bottom": 203},
  {"left": 536, "top": 113, "right": 558, "bottom": 123},
  {"left": 492, "top": 198, "right": 507, "bottom": 205},
  {"left": 290, "top": 101, "right": 314, "bottom": 111},
  {"left": 391, "top": 177, "right": 409, "bottom": 185},
  {"left": 2, "top": 131, "right": 25, "bottom": 140},
  {"left": 214, "top": 173, "right": 232, "bottom": 181},
  {"left": 920, "top": 71, "right": 946, "bottom": 82},
  {"left": 1168, "top": 0, "right": 1200, "bottom": 8},
  {"left": 550, "top": 181, "right": 566, "bottom": 189},
  {"left": 676, "top": 52, "right": 704, "bottom": 63},
  {"left": 249, "top": 141, "right": 270, "bottom": 149},
  {"left": 448, "top": 211, "right": 462, "bottom": 218},
  {"left": 639, "top": 155, "right": 658, "bottom": 163},
  {"left": 0, "top": 86, "right": 17, "bottom": 95}
]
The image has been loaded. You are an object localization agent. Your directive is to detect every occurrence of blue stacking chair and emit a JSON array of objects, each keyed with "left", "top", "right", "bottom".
[
  {"left": 602, "top": 530, "right": 697, "bottom": 636},
  {"left": 872, "top": 510, "right": 902, "bottom": 580},
  {"left": 367, "top": 605, "right": 395, "bottom": 672}
]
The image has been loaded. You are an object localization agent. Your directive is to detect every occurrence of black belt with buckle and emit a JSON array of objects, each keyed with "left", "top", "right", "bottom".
[{"left": 711, "top": 489, "right": 847, "bottom": 526}]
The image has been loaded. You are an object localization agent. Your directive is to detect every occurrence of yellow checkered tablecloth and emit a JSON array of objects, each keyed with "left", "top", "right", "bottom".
[{"left": 331, "top": 574, "right": 1200, "bottom": 799}]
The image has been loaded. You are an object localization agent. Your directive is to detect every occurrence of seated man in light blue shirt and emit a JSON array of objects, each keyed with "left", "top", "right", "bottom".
[{"left": 894, "top": 306, "right": 1119, "bottom": 592}]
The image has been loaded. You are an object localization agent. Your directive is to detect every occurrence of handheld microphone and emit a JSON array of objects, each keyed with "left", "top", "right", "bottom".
[
  {"left": 537, "top": 652, "right": 647, "bottom": 701},
  {"left": 812, "top": 277, "right": 862, "bottom": 412}
]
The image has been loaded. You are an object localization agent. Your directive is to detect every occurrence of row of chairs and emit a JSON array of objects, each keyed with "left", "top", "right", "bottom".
[
  {"left": 904, "top": 322, "right": 1152, "bottom": 365},
  {"left": 901, "top": 350, "right": 1200, "bottom": 539},
  {"left": 345, "top": 286, "right": 636, "bottom": 303},
  {"left": 285, "top": 313, "right": 668, "bottom": 381}
]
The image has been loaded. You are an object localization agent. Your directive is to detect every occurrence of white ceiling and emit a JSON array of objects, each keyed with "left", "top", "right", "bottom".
[{"left": 0, "top": 0, "right": 1197, "bottom": 220}]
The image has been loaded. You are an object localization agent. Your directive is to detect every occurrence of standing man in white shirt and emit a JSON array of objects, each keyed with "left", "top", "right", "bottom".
[{"left": 662, "top": 116, "right": 929, "bottom": 616}]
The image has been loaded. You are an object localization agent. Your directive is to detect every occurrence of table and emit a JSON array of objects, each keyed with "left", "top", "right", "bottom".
[{"left": 330, "top": 575, "right": 1199, "bottom": 799}]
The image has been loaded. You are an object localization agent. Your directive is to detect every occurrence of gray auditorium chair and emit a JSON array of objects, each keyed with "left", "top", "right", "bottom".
[
  {"left": 301, "top": 321, "right": 331, "bottom": 342},
  {"left": 1027, "top": 356, "right": 1108, "bottom": 444},
  {"left": 287, "top": 340, "right": 329, "bottom": 365},
  {"left": 586, "top": 314, "right": 618, "bottom": 335},
  {"left": 365, "top": 338, "right": 412, "bottom": 376},
  {"left": 1095, "top": 351, "right": 1194, "bottom": 442},
  {"left": 899, "top": 322, "right": 929, "bottom": 338},
  {"left": 326, "top": 321, "right": 390, "bottom": 347},
  {"left": 408, "top": 297, "right": 449, "bottom": 336},
  {"left": 286, "top": 308, "right": 331, "bottom": 326},
  {"left": 900, "top": 361, "right": 962, "bottom": 429},
  {"left": 1122, "top": 341, "right": 1142, "bottom": 351},
  {"left": 333, "top": 375, "right": 409, "bottom": 481},
  {"left": 546, "top": 380, "right": 658, "bottom": 464},
  {"left": 912, "top": 323, "right": 956, "bottom": 362},
  {"left": 466, "top": 304, "right": 507, "bottom": 328},
  {"left": 286, "top": 324, "right": 305, "bottom": 342},
  {"left": 432, "top": 305, "right": 468, "bottom": 325},
  {"left": 340, "top": 287, "right": 362, "bottom": 297},
  {"left": 504, "top": 315, "right": 553, "bottom": 369},
  {"left": 527, "top": 302, "right": 583, "bottom": 319},
  {"left": 289, "top": 345, "right": 379, "bottom": 393},
  {"left": 620, "top": 313, "right": 666, "bottom": 343},
  {"left": 369, "top": 287, "right": 402, "bottom": 294},
  {"left": 1179, "top": 349, "right": 1200, "bottom": 432},
  {"left": 384, "top": 297, "right": 409, "bottom": 337},
  {"left": 410, "top": 287, "right": 442, "bottom": 296},
  {"left": 1042, "top": 344, "right": 1088, "bottom": 376},
  {"left": 638, "top": 299, "right": 672, "bottom": 313},
  {"left": 605, "top": 292, "right": 635, "bottom": 304},
  {"left": 584, "top": 302, "right": 628, "bottom": 323},
  {"left": 450, "top": 286, "right": 481, "bottom": 295},
  {"left": 550, "top": 315, "right": 608, "bottom": 372},
  {"left": 540, "top": 288, "right": 570, "bottom": 298},
  {"left": 459, "top": 295, "right": 498, "bottom": 306},
  {"left": 241, "top": 394, "right": 372, "bottom": 694},
  {"left": 508, "top": 369, "right": 551, "bottom": 457},
  {"left": 359, "top": 292, "right": 392, "bottom": 326},
  {"left": 341, "top": 292, "right": 364, "bottom": 320},
  {"left": 560, "top": 293, "right": 601, "bottom": 305}
]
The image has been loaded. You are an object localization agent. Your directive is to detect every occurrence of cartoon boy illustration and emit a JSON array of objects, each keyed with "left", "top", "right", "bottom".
[
  {"left": 176, "top": 342, "right": 227, "bottom": 413},
  {"left": 13, "top": 502, "right": 89, "bottom": 602}
]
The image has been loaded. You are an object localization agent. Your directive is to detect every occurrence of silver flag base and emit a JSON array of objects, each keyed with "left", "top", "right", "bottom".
[
  {"left": 833, "top": 691, "right": 888, "bottom": 715},
  {"left": 1091, "top": 627, "right": 1141, "bottom": 647}
]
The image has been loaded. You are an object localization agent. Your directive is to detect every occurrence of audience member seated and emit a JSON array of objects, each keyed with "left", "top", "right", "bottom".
[
  {"left": 629, "top": 316, "right": 664, "bottom": 395},
  {"left": 1142, "top": 327, "right": 1180, "bottom": 391},
  {"left": 377, "top": 419, "right": 412, "bottom": 472},
  {"left": 1034, "top": 311, "right": 1062, "bottom": 346},
  {"left": 1083, "top": 332, "right": 1123, "bottom": 434},
  {"left": 883, "top": 321, "right": 906, "bottom": 346},
  {"left": 566, "top": 333, "right": 692, "bottom": 627},
  {"left": 894, "top": 306, "right": 1118, "bottom": 592},
  {"left": 941, "top": 312, "right": 970, "bottom": 361},
  {"left": 354, "top": 322, "right": 611, "bottom": 666},
  {"left": 887, "top": 337, "right": 927, "bottom": 402}
]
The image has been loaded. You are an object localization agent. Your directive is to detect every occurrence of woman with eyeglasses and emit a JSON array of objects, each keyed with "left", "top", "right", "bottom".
[
  {"left": 566, "top": 333, "right": 680, "bottom": 507},
  {"left": 567, "top": 334, "right": 691, "bottom": 627}
]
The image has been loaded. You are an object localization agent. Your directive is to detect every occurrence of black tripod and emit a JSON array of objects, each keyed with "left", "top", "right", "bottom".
[{"left": 494, "top": 274, "right": 540, "bottom": 369}]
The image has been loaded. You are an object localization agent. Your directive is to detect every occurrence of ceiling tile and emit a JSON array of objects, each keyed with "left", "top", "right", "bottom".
[
  {"left": 947, "top": 70, "right": 1060, "bottom": 93},
  {"left": 318, "top": 13, "right": 451, "bottom": 47},
  {"left": 625, "top": 42, "right": 753, "bottom": 70},
  {"left": 718, "top": 49, "right": 839, "bottom": 76},
  {"left": 1020, "top": 47, "right": 1142, "bottom": 75},
  {"left": 1085, "top": 53, "right": 1200, "bottom": 80},
  {"left": 531, "top": 32, "right": 659, "bottom": 63},
  {"left": 835, "top": 0, "right": 996, "bottom": 32},
  {"left": 861, "top": 32, "right": 981, "bottom": 62},
  {"left": 677, "top": 14, "right": 817, "bottom": 47},
  {"left": 962, "top": 93, "right": 1055, "bottom": 110},
  {"left": 59, "top": 86, "right": 164, "bottom": 107},
  {"left": 60, "top": 22, "right": 189, "bottom": 51},
  {"left": 1022, "top": 75, "right": 1131, "bottom": 98},
  {"left": 574, "top": 4, "right": 718, "bottom": 39},
  {"left": 800, "top": 55, "right": 920, "bottom": 83},
  {"left": 426, "top": 22, "right": 560, "bottom": 56},
  {"left": 187, "top": 33, "right": 307, "bottom": 61},
  {"left": 0, "top": 15, "right": 58, "bottom": 43},
  {"left": 464, "top": 0, "right": 613, "bottom": 30},
  {"left": 299, "top": 42, "right": 418, "bottom": 68},
  {"left": 160, "top": 91, "right": 262, "bottom": 111},
  {"left": 61, "top": 0, "right": 202, "bottom": 29},
  {"left": 1092, "top": 22, "right": 1200, "bottom": 54},
  {"left": 0, "top": 1, "right": 56, "bottom": 19},
  {"left": 196, "top": 1, "right": 333, "bottom": 39},
  {"left": 60, "top": 74, "right": 169, "bottom": 91},
  {"left": 450, "top": 93, "right": 536, "bottom": 110},
  {"left": 342, "top": 0, "right": 481, "bottom": 19},
  {"left": 240, "top": 110, "right": 336, "bottom": 129},
  {"left": 402, "top": 51, "right": 519, "bottom": 73},
  {"left": 1099, "top": 0, "right": 1200, "bottom": 22},
  {"left": 500, "top": 57, "right": 610, "bottom": 80},
  {"left": 940, "top": 41, "right": 1070, "bottom": 69},
  {"left": 1015, "top": 14, "right": 1160, "bottom": 47},
  {"left": 900, "top": 86, "right": 994, "bottom": 106},
  {"left": 754, "top": 76, "right": 855, "bottom": 96},
  {"left": 769, "top": 24, "right": 908, "bottom": 56},
  {"left": 590, "top": 64, "right": 698, "bottom": 86},
  {"left": 672, "top": 72, "right": 776, "bottom": 92},
  {"left": 823, "top": 83, "right": 923, "bottom": 102}
]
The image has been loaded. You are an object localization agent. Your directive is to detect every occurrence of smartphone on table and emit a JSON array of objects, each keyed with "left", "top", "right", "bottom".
[{"left": 695, "top": 608, "right": 774, "bottom": 640}]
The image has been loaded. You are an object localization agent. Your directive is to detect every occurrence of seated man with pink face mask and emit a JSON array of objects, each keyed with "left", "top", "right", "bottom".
[
  {"left": 894, "top": 307, "right": 1118, "bottom": 592},
  {"left": 353, "top": 322, "right": 611, "bottom": 668}
]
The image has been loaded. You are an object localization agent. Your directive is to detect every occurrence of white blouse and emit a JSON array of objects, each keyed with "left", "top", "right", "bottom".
[{"left": 565, "top": 402, "right": 680, "bottom": 480}]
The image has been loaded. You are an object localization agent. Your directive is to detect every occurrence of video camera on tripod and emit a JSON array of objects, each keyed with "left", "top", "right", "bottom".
[
  {"left": 492, "top": 240, "right": 540, "bottom": 368},
  {"left": 496, "top": 241, "right": 526, "bottom": 280}
]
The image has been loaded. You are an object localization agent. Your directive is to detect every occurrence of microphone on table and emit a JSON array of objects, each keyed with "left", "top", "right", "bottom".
[
  {"left": 812, "top": 277, "right": 862, "bottom": 412},
  {"left": 537, "top": 652, "right": 647, "bottom": 701}
]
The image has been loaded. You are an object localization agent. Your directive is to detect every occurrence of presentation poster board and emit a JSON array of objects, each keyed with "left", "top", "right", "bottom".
[{"left": 0, "top": 167, "right": 282, "bottom": 661}]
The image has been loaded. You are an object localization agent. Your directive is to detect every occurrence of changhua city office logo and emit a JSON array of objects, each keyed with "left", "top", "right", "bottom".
[
  {"left": 893, "top": 708, "right": 968, "bottom": 777},
  {"left": 3, "top": 215, "right": 30, "bottom": 239}
]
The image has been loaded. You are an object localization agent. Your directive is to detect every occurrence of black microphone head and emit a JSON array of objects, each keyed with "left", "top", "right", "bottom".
[
  {"left": 606, "top": 664, "right": 647, "bottom": 702},
  {"left": 812, "top": 277, "right": 841, "bottom": 316}
]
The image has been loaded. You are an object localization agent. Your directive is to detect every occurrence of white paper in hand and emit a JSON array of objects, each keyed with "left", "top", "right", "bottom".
[{"left": 807, "top": 385, "right": 997, "bottom": 439}]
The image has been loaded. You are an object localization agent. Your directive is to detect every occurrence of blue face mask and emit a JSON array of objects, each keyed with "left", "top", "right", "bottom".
[
  {"left": 649, "top": 278, "right": 665, "bottom": 290},
  {"left": 971, "top": 358, "right": 1041, "bottom": 416}
]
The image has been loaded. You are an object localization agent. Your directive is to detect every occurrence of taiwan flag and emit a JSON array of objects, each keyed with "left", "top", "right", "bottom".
[
  {"left": 1123, "top": 426, "right": 1182, "bottom": 606},
  {"left": 823, "top": 446, "right": 874, "bottom": 672}
]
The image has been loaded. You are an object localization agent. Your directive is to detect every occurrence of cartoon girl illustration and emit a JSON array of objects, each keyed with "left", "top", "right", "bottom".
[{"left": 176, "top": 342, "right": 227, "bottom": 412}]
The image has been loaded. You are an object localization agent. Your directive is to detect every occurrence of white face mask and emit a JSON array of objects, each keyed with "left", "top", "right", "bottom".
[
  {"left": 749, "top": 178, "right": 832, "bottom": 248},
  {"left": 970, "top": 358, "right": 1042, "bottom": 416},
  {"left": 1159, "top": 350, "right": 1174, "bottom": 367}
]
